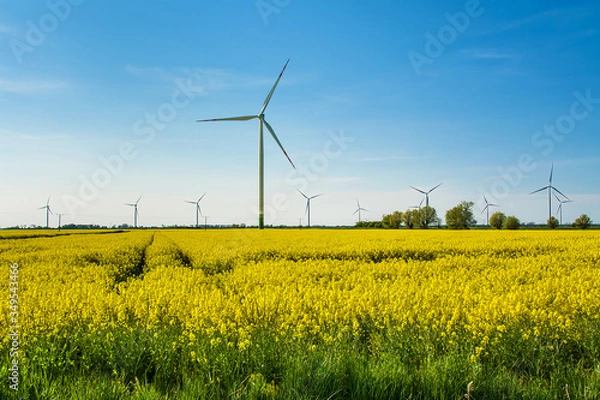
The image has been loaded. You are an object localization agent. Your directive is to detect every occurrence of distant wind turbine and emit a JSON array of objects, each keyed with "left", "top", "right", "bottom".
[
  {"left": 197, "top": 59, "right": 296, "bottom": 229},
  {"left": 529, "top": 164, "right": 569, "bottom": 221},
  {"left": 353, "top": 199, "right": 369, "bottom": 223},
  {"left": 125, "top": 196, "right": 142, "bottom": 228},
  {"left": 39, "top": 197, "right": 52, "bottom": 228},
  {"left": 481, "top": 194, "right": 499, "bottom": 226},
  {"left": 555, "top": 194, "right": 573, "bottom": 226},
  {"left": 410, "top": 183, "right": 442, "bottom": 208},
  {"left": 298, "top": 190, "right": 322, "bottom": 228},
  {"left": 185, "top": 193, "right": 206, "bottom": 228}
]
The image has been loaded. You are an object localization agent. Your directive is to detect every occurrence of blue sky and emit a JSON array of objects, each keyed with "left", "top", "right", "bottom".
[{"left": 1, "top": 0, "right": 599, "bottom": 227}]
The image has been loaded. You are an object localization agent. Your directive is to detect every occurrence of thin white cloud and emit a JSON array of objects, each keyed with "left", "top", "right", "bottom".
[
  {"left": 124, "top": 64, "right": 305, "bottom": 93},
  {"left": 322, "top": 177, "right": 360, "bottom": 184},
  {"left": 462, "top": 48, "right": 519, "bottom": 60},
  {"left": 0, "top": 79, "right": 67, "bottom": 95},
  {"left": 357, "top": 155, "right": 421, "bottom": 162}
]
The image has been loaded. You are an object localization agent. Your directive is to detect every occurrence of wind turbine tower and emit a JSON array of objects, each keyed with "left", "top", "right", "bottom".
[
  {"left": 529, "top": 164, "right": 569, "bottom": 221},
  {"left": 197, "top": 59, "right": 296, "bottom": 229},
  {"left": 353, "top": 199, "right": 369, "bottom": 223},
  {"left": 39, "top": 197, "right": 52, "bottom": 228},
  {"left": 298, "top": 190, "right": 322, "bottom": 228},
  {"left": 410, "top": 183, "right": 442, "bottom": 208},
  {"left": 125, "top": 196, "right": 142, "bottom": 228},
  {"left": 481, "top": 194, "right": 499, "bottom": 226},
  {"left": 185, "top": 193, "right": 206, "bottom": 228}
]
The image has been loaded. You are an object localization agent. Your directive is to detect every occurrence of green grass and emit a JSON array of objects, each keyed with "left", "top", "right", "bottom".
[{"left": 2, "top": 325, "right": 599, "bottom": 399}]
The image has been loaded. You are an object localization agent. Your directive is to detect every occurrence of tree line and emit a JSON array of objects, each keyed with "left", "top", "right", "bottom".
[{"left": 366, "top": 202, "right": 593, "bottom": 230}]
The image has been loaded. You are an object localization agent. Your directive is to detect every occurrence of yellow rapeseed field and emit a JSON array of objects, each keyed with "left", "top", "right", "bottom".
[{"left": 1, "top": 229, "right": 599, "bottom": 397}]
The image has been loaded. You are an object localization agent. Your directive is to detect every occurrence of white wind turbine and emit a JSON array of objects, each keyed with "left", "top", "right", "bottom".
[
  {"left": 185, "top": 193, "right": 206, "bottom": 228},
  {"left": 529, "top": 164, "right": 569, "bottom": 221},
  {"left": 555, "top": 194, "right": 573, "bottom": 226},
  {"left": 125, "top": 196, "right": 142, "bottom": 228},
  {"left": 197, "top": 59, "right": 296, "bottom": 229},
  {"left": 353, "top": 199, "right": 369, "bottom": 223},
  {"left": 481, "top": 194, "right": 499, "bottom": 226},
  {"left": 298, "top": 190, "right": 322, "bottom": 228},
  {"left": 38, "top": 196, "right": 52, "bottom": 228},
  {"left": 410, "top": 183, "right": 442, "bottom": 208}
]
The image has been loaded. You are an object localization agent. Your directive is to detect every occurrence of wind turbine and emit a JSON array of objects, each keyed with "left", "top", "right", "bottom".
[
  {"left": 555, "top": 194, "right": 573, "bottom": 226},
  {"left": 410, "top": 183, "right": 442, "bottom": 208},
  {"left": 529, "top": 164, "right": 569, "bottom": 221},
  {"left": 38, "top": 196, "right": 52, "bottom": 228},
  {"left": 298, "top": 190, "right": 322, "bottom": 228},
  {"left": 197, "top": 59, "right": 296, "bottom": 229},
  {"left": 481, "top": 194, "right": 499, "bottom": 226},
  {"left": 185, "top": 193, "right": 206, "bottom": 228},
  {"left": 353, "top": 199, "right": 369, "bottom": 223},
  {"left": 125, "top": 196, "right": 142, "bottom": 228}
]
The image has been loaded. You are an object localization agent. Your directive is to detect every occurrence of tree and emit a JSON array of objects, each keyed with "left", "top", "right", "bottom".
[
  {"left": 382, "top": 211, "right": 403, "bottom": 229},
  {"left": 416, "top": 206, "right": 438, "bottom": 229},
  {"left": 445, "top": 201, "right": 476, "bottom": 230},
  {"left": 547, "top": 216, "right": 559, "bottom": 229},
  {"left": 403, "top": 209, "right": 418, "bottom": 229},
  {"left": 504, "top": 216, "right": 520, "bottom": 230},
  {"left": 573, "top": 214, "right": 592, "bottom": 229},
  {"left": 489, "top": 212, "right": 505, "bottom": 229}
]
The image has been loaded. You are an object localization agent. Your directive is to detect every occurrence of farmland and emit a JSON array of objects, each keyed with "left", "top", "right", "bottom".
[{"left": 2, "top": 229, "right": 600, "bottom": 399}]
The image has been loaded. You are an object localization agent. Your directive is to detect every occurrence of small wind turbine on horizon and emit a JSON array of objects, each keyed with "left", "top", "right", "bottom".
[
  {"left": 529, "top": 164, "right": 569, "bottom": 221},
  {"left": 185, "top": 193, "right": 206, "bottom": 228},
  {"left": 125, "top": 196, "right": 142, "bottom": 228},
  {"left": 197, "top": 59, "right": 296, "bottom": 230},
  {"left": 410, "top": 183, "right": 442, "bottom": 208},
  {"left": 39, "top": 197, "right": 52, "bottom": 228},
  {"left": 481, "top": 194, "right": 499, "bottom": 226},
  {"left": 353, "top": 199, "right": 369, "bottom": 223},
  {"left": 555, "top": 194, "right": 573, "bottom": 226},
  {"left": 298, "top": 190, "right": 322, "bottom": 228}
]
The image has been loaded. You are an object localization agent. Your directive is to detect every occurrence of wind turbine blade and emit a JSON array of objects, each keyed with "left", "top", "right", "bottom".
[
  {"left": 419, "top": 197, "right": 425, "bottom": 207},
  {"left": 198, "top": 204, "right": 203, "bottom": 217},
  {"left": 197, "top": 115, "right": 257, "bottom": 122},
  {"left": 481, "top": 205, "right": 489, "bottom": 214},
  {"left": 198, "top": 192, "right": 207, "bottom": 203},
  {"left": 362, "top": 208, "right": 370, "bottom": 212},
  {"left": 125, "top": 203, "right": 135, "bottom": 207},
  {"left": 529, "top": 187, "right": 547, "bottom": 195},
  {"left": 38, "top": 206, "right": 47, "bottom": 210},
  {"left": 46, "top": 196, "right": 51, "bottom": 206},
  {"left": 263, "top": 119, "right": 295, "bottom": 169},
  {"left": 551, "top": 186, "right": 570, "bottom": 201},
  {"left": 48, "top": 207, "right": 53, "bottom": 215},
  {"left": 489, "top": 203, "right": 499, "bottom": 207},
  {"left": 297, "top": 189, "right": 308, "bottom": 199},
  {"left": 260, "top": 59, "right": 290, "bottom": 115},
  {"left": 305, "top": 202, "right": 309, "bottom": 215},
  {"left": 136, "top": 196, "right": 142, "bottom": 204},
  {"left": 310, "top": 193, "right": 323, "bottom": 199},
  {"left": 410, "top": 186, "right": 426, "bottom": 194},
  {"left": 352, "top": 209, "right": 359, "bottom": 216},
  {"left": 549, "top": 163, "right": 554, "bottom": 184},
  {"left": 185, "top": 201, "right": 196, "bottom": 204},
  {"left": 428, "top": 183, "right": 443, "bottom": 193},
  {"left": 482, "top": 194, "right": 489, "bottom": 205}
]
